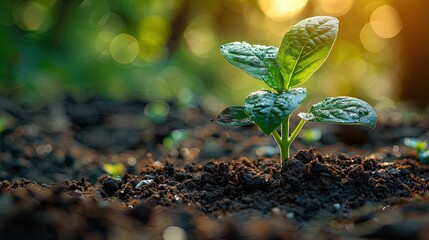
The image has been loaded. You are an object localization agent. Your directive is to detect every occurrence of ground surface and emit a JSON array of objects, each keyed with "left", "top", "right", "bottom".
[{"left": 1, "top": 97, "right": 429, "bottom": 240}]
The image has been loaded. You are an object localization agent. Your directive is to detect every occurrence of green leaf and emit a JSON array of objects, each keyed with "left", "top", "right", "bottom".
[
  {"left": 102, "top": 163, "right": 124, "bottom": 178},
  {"left": 244, "top": 88, "right": 307, "bottom": 135},
  {"left": 298, "top": 97, "right": 377, "bottom": 128},
  {"left": 220, "top": 42, "right": 283, "bottom": 90},
  {"left": 404, "top": 138, "right": 427, "bottom": 152},
  {"left": 278, "top": 16, "right": 339, "bottom": 88},
  {"left": 213, "top": 106, "right": 254, "bottom": 126}
]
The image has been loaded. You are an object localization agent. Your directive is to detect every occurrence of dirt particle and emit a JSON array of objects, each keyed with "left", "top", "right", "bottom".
[
  {"left": 305, "top": 199, "right": 321, "bottom": 211},
  {"left": 164, "top": 162, "right": 175, "bottom": 176},
  {"left": 309, "top": 161, "right": 329, "bottom": 174},
  {"left": 281, "top": 159, "right": 305, "bottom": 184},
  {"left": 154, "top": 175, "right": 166, "bottom": 184},
  {"left": 200, "top": 172, "right": 215, "bottom": 185},
  {"left": 203, "top": 161, "right": 218, "bottom": 173},
  {"left": 338, "top": 153, "right": 350, "bottom": 160},
  {"left": 184, "top": 180, "right": 197, "bottom": 189},
  {"left": 282, "top": 159, "right": 305, "bottom": 175},
  {"left": 101, "top": 178, "right": 121, "bottom": 196},
  {"left": 128, "top": 204, "right": 152, "bottom": 224},
  {"left": 174, "top": 172, "right": 188, "bottom": 181},
  {"left": 239, "top": 171, "right": 266, "bottom": 191},
  {"left": 294, "top": 147, "right": 317, "bottom": 163},
  {"left": 363, "top": 158, "right": 378, "bottom": 171}
]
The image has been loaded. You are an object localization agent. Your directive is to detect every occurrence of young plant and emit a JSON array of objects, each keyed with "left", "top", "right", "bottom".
[
  {"left": 214, "top": 16, "right": 377, "bottom": 163},
  {"left": 102, "top": 162, "right": 125, "bottom": 180},
  {"left": 299, "top": 128, "right": 322, "bottom": 143},
  {"left": 404, "top": 138, "right": 429, "bottom": 164}
]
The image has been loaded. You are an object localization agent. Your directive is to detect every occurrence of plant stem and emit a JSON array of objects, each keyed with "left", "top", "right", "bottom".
[
  {"left": 280, "top": 116, "right": 290, "bottom": 162},
  {"left": 272, "top": 117, "right": 307, "bottom": 164},
  {"left": 289, "top": 119, "right": 307, "bottom": 145},
  {"left": 272, "top": 130, "right": 285, "bottom": 161},
  {"left": 281, "top": 116, "right": 290, "bottom": 145}
]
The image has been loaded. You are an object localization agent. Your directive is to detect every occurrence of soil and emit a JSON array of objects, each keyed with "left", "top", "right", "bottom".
[{"left": 1, "top": 96, "right": 429, "bottom": 240}]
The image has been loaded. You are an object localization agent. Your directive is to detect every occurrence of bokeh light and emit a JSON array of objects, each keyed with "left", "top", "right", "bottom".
[
  {"left": 80, "top": 0, "right": 110, "bottom": 27},
  {"left": 109, "top": 33, "right": 140, "bottom": 64},
  {"left": 96, "top": 30, "right": 114, "bottom": 57},
  {"left": 163, "top": 226, "right": 186, "bottom": 240},
  {"left": 258, "top": 0, "right": 308, "bottom": 22},
  {"left": 184, "top": 16, "right": 216, "bottom": 57},
  {"left": 139, "top": 15, "right": 170, "bottom": 61},
  {"left": 370, "top": 5, "right": 402, "bottom": 39},
  {"left": 13, "top": 1, "right": 50, "bottom": 31},
  {"left": 360, "top": 23, "right": 386, "bottom": 53},
  {"left": 317, "top": 0, "right": 353, "bottom": 16}
]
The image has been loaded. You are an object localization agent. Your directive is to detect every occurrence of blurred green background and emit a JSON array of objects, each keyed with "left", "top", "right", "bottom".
[{"left": 1, "top": 0, "right": 429, "bottom": 113}]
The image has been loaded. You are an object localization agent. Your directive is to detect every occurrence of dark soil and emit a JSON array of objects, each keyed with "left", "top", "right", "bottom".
[{"left": 1, "top": 97, "right": 429, "bottom": 240}]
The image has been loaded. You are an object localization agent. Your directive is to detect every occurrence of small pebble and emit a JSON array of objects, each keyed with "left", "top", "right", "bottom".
[
  {"left": 163, "top": 226, "right": 186, "bottom": 240},
  {"left": 333, "top": 203, "right": 341, "bottom": 211},
  {"left": 271, "top": 207, "right": 281, "bottom": 214},
  {"left": 135, "top": 179, "right": 153, "bottom": 189}
]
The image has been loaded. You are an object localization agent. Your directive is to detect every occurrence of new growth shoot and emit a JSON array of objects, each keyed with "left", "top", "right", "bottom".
[{"left": 214, "top": 16, "right": 377, "bottom": 164}]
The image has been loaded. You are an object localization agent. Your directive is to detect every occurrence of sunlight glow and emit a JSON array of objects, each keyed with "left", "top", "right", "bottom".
[
  {"left": 360, "top": 23, "right": 386, "bottom": 53},
  {"left": 138, "top": 15, "right": 170, "bottom": 61},
  {"left": 184, "top": 16, "right": 216, "bottom": 57},
  {"left": 370, "top": 5, "right": 402, "bottom": 39},
  {"left": 80, "top": 0, "right": 111, "bottom": 27},
  {"left": 139, "top": 16, "right": 170, "bottom": 47},
  {"left": 110, "top": 33, "right": 140, "bottom": 64},
  {"left": 318, "top": 0, "right": 353, "bottom": 16},
  {"left": 318, "top": 73, "right": 352, "bottom": 96},
  {"left": 96, "top": 30, "right": 115, "bottom": 54},
  {"left": 243, "top": 6, "right": 271, "bottom": 40},
  {"left": 258, "top": 0, "right": 308, "bottom": 21},
  {"left": 14, "top": 1, "right": 48, "bottom": 31}
]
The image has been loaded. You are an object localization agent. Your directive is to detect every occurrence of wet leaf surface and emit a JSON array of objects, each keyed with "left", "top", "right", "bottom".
[
  {"left": 244, "top": 88, "right": 307, "bottom": 135},
  {"left": 221, "top": 42, "right": 283, "bottom": 90},
  {"left": 299, "top": 97, "right": 377, "bottom": 128},
  {"left": 213, "top": 106, "right": 253, "bottom": 126},
  {"left": 278, "top": 16, "right": 339, "bottom": 88}
]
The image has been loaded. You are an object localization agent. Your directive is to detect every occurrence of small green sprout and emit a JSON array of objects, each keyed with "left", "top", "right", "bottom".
[
  {"left": 163, "top": 129, "right": 188, "bottom": 150},
  {"left": 0, "top": 118, "right": 8, "bottom": 133},
  {"left": 102, "top": 163, "right": 125, "bottom": 179},
  {"left": 144, "top": 100, "right": 170, "bottom": 124},
  {"left": 404, "top": 137, "right": 429, "bottom": 164},
  {"left": 299, "top": 128, "right": 322, "bottom": 143},
  {"left": 214, "top": 16, "right": 377, "bottom": 163},
  {"left": 404, "top": 138, "right": 427, "bottom": 152}
]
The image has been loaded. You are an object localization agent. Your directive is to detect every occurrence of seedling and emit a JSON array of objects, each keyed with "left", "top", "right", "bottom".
[
  {"left": 0, "top": 118, "right": 8, "bottom": 133},
  {"left": 404, "top": 138, "right": 429, "bottom": 164},
  {"left": 299, "top": 128, "right": 322, "bottom": 143},
  {"left": 144, "top": 100, "right": 170, "bottom": 124},
  {"left": 214, "top": 16, "right": 377, "bottom": 163},
  {"left": 163, "top": 129, "right": 188, "bottom": 150},
  {"left": 102, "top": 163, "right": 124, "bottom": 179}
]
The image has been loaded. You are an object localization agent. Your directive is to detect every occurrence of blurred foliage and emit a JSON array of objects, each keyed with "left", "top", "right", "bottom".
[
  {"left": 1, "top": 0, "right": 428, "bottom": 112},
  {"left": 299, "top": 128, "right": 322, "bottom": 143},
  {"left": 102, "top": 162, "right": 124, "bottom": 179}
]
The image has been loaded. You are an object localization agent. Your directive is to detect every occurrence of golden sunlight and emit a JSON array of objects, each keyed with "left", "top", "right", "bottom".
[
  {"left": 258, "top": 0, "right": 308, "bottom": 22},
  {"left": 184, "top": 16, "right": 216, "bottom": 57},
  {"left": 360, "top": 23, "right": 386, "bottom": 53},
  {"left": 318, "top": 0, "right": 353, "bottom": 16},
  {"left": 370, "top": 5, "right": 402, "bottom": 39}
]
